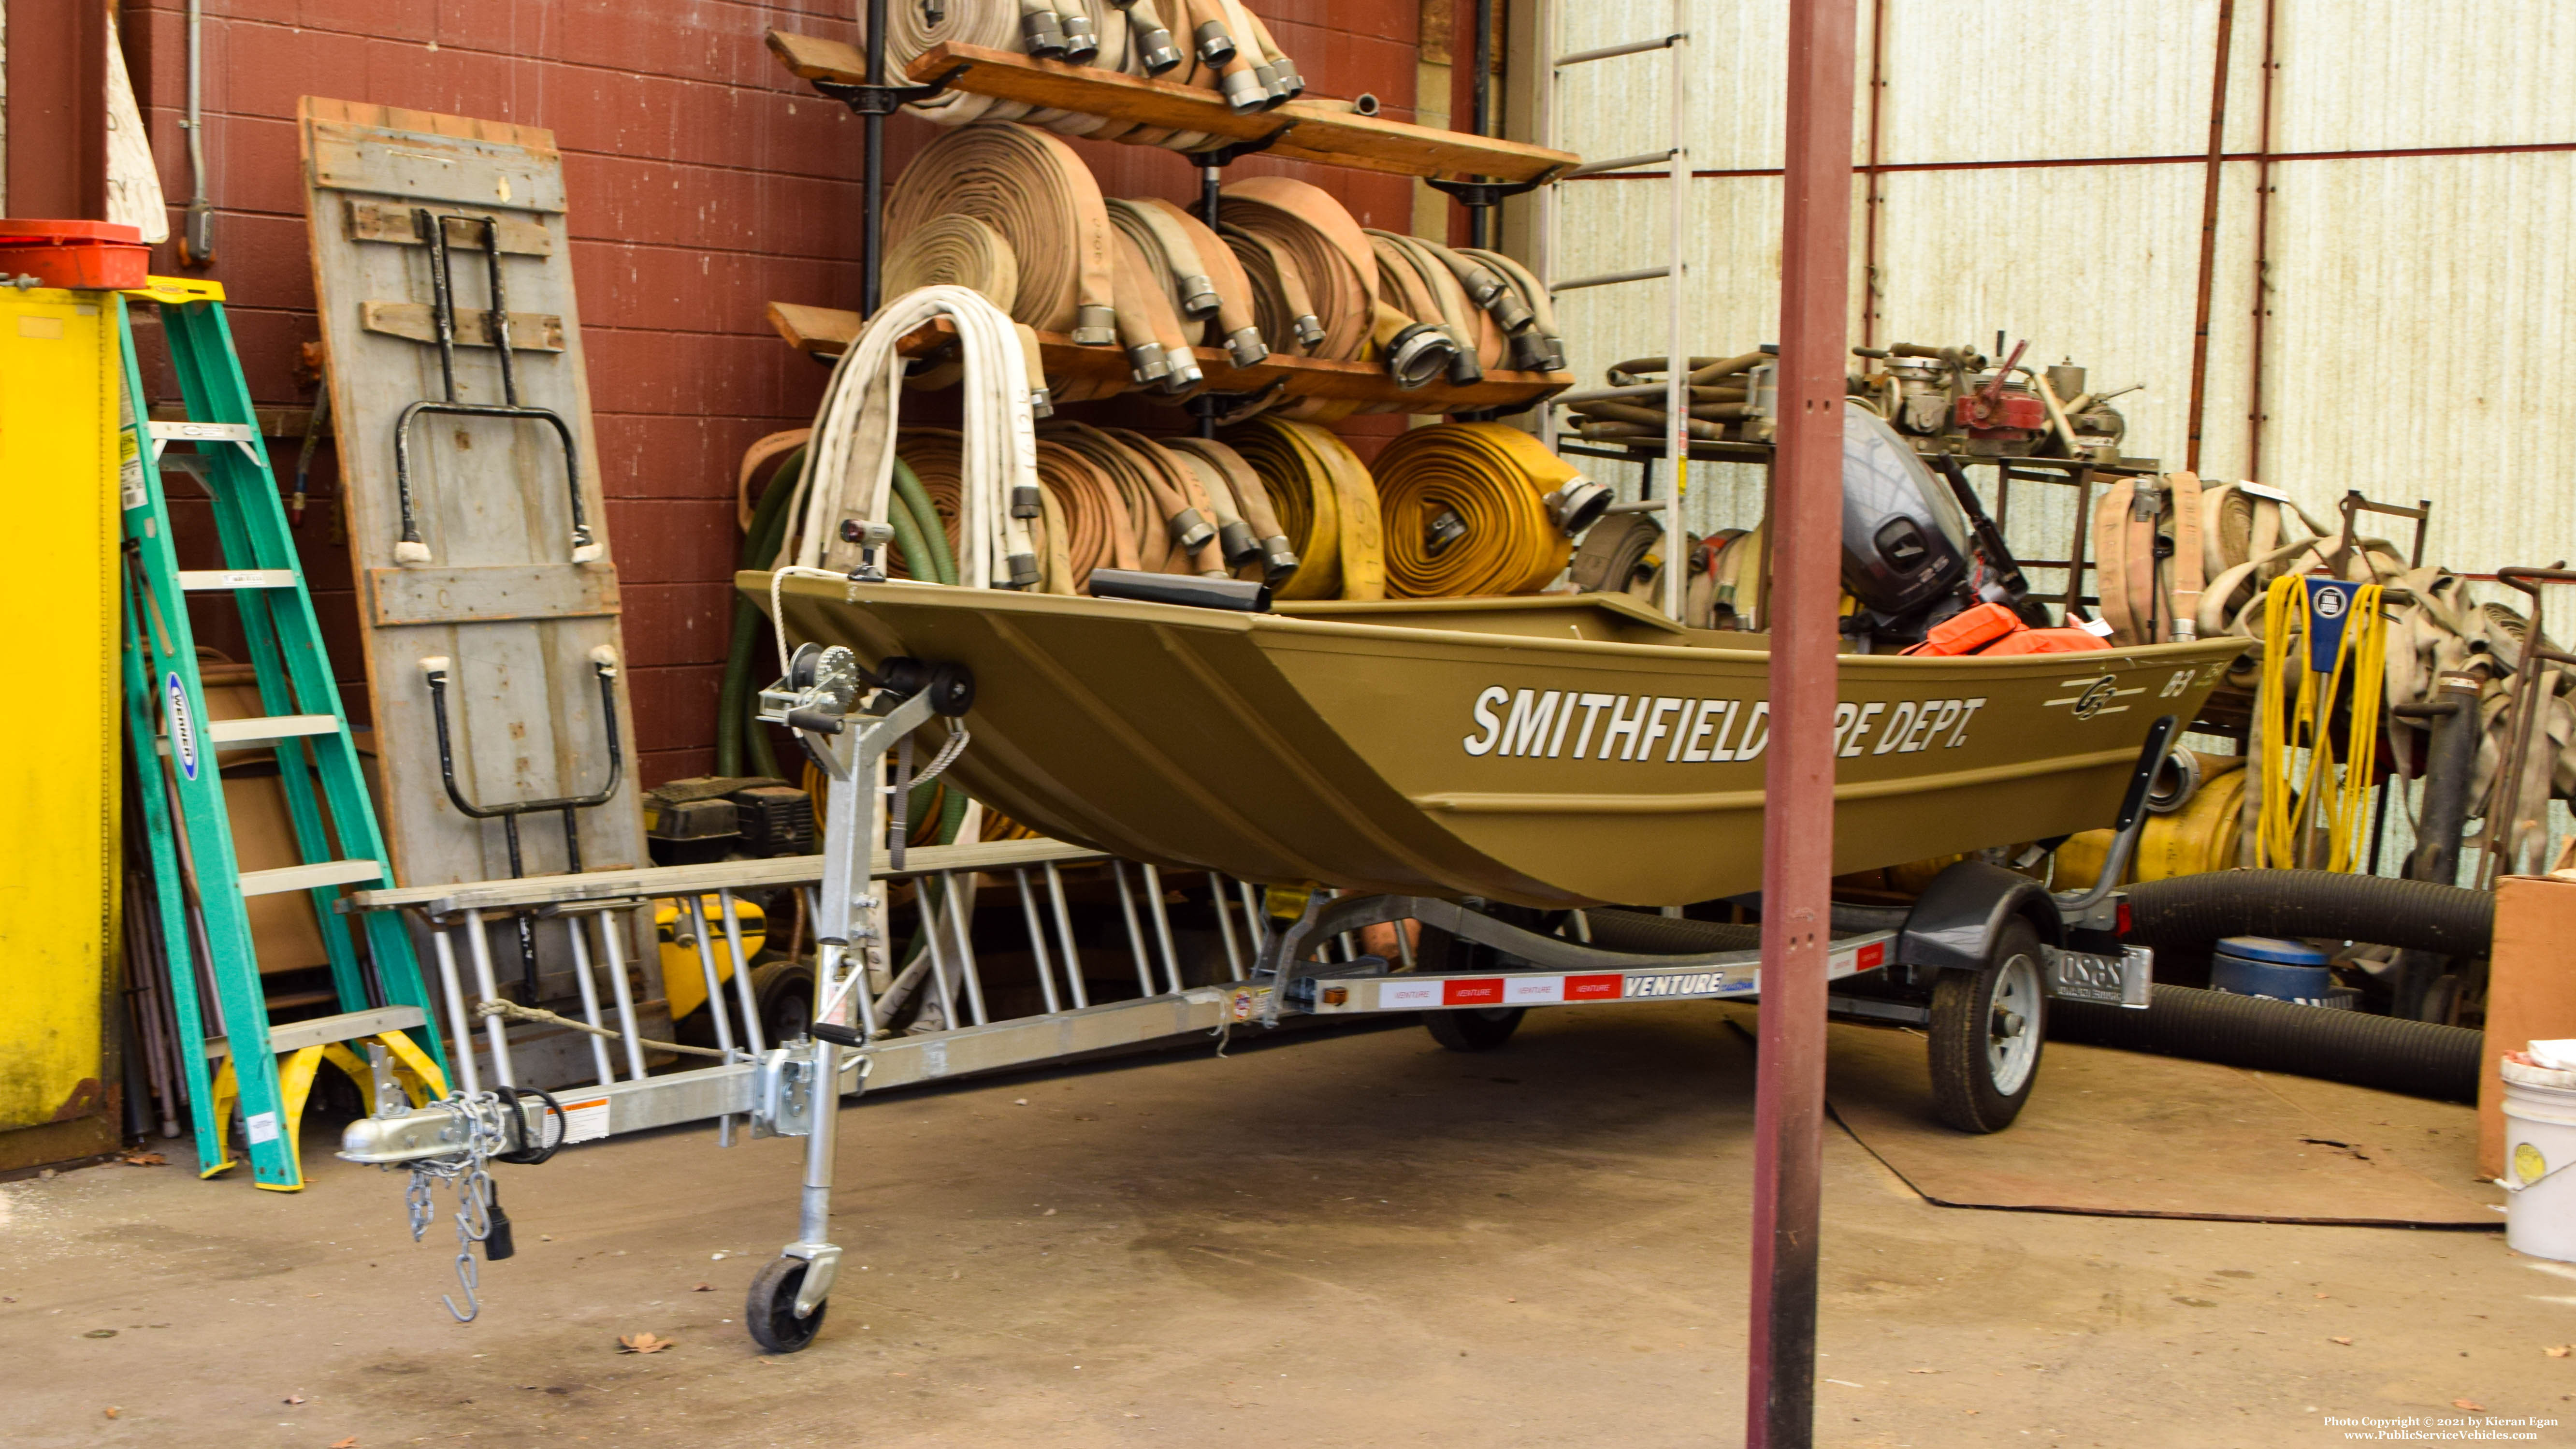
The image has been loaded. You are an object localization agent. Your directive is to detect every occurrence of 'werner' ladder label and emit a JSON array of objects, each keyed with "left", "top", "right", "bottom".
[{"left": 116, "top": 277, "right": 446, "bottom": 1190}]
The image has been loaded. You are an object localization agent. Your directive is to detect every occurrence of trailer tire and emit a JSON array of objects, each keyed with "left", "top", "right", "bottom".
[
  {"left": 1928, "top": 918, "right": 2046, "bottom": 1134},
  {"left": 746, "top": 1256, "right": 827, "bottom": 1354},
  {"left": 1423, "top": 1007, "right": 1524, "bottom": 1052}
]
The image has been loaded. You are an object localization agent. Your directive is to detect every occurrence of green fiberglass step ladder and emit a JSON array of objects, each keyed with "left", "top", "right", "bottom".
[{"left": 116, "top": 276, "right": 449, "bottom": 1190}]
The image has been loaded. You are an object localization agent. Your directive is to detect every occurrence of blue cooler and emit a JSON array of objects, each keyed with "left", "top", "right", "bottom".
[{"left": 2211, "top": 936, "right": 2343, "bottom": 1005}]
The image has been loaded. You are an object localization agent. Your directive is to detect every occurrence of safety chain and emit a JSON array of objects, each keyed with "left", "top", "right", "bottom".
[{"left": 394, "top": 1088, "right": 564, "bottom": 1324}]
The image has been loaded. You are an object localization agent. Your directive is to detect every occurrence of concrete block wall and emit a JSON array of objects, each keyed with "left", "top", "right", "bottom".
[{"left": 117, "top": 0, "right": 1442, "bottom": 787}]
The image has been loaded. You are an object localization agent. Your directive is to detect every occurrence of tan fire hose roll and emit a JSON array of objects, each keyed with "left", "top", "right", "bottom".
[
  {"left": 1223, "top": 223, "right": 1323, "bottom": 357},
  {"left": 1460, "top": 247, "right": 1566, "bottom": 373},
  {"left": 1040, "top": 422, "right": 1225, "bottom": 576},
  {"left": 1372, "top": 423, "right": 1577, "bottom": 598},
  {"left": 1221, "top": 416, "right": 1385, "bottom": 601},
  {"left": 1219, "top": 177, "right": 1376, "bottom": 362},
  {"left": 1163, "top": 435, "right": 1297, "bottom": 582},
  {"left": 883, "top": 213, "right": 1020, "bottom": 318},
  {"left": 1032, "top": 436, "right": 1141, "bottom": 584},
  {"left": 1108, "top": 228, "right": 1203, "bottom": 392},
  {"left": 888, "top": 123, "right": 1117, "bottom": 345},
  {"left": 1117, "top": 197, "right": 1266, "bottom": 368}
]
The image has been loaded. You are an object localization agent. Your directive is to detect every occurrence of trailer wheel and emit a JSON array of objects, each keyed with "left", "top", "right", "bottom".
[
  {"left": 1423, "top": 1007, "right": 1524, "bottom": 1052},
  {"left": 1927, "top": 918, "right": 2046, "bottom": 1134},
  {"left": 745, "top": 1256, "right": 826, "bottom": 1354}
]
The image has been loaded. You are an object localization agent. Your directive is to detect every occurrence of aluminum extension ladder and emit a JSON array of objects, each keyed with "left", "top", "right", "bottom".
[
  {"left": 116, "top": 277, "right": 449, "bottom": 1189},
  {"left": 1533, "top": 0, "right": 1693, "bottom": 622}
]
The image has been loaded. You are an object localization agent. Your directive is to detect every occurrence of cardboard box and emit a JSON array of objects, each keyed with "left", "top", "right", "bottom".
[{"left": 2481, "top": 874, "right": 2576, "bottom": 1177}]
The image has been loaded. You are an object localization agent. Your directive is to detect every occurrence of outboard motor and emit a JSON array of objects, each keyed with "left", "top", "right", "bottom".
[{"left": 1841, "top": 409, "right": 1974, "bottom": 645}]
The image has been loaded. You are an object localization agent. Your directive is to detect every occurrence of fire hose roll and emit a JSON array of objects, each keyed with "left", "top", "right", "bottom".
[
  {"left": 865, "top": 0, "right": 1230, "bottom": 149},
  {"left": 888, "top": 123, "right": 1118, "bottom": 346},
  {"left": 1460, "top": 247, "right": 1566, "bottom": 373},
  {"left": 1364, "top": 231, "right": 1491, "bottom": 387},
  {"left": 1220, "top": 416, "right": 1385, "bottom": 601},
  {"left": 1112, "top": 197, "right": 1266, "bottom": 369},
  {"left": 1217, "top": 178, "right": 1377, "bottom": 362},
  {"left": 793, "top": 286, "right": 1042, "bottom": 591},
  {"left": 1164, "top": 435, "right": 1297, "bottom": 583},
  {"left": 1031, "top": 435, "right": 1140, "bottom": 588},
  {"left": 1039, "top": 422, "right": 1225, "bottom": 577},
  {"left": 883, "top": 214, "right": 1020, "bottom": 319},
  {"left": 1372, "top": 423, "right": 1579, "bottom": 598}
]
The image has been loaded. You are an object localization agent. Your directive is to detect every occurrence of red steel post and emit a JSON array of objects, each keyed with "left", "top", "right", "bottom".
[{"left": 1749, "top": 1, "right": 1858, "bottom": 1446}]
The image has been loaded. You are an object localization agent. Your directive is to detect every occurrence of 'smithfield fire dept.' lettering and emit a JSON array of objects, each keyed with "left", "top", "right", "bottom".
[{"left": 1461, "top": 688, "right": 1987, "bottom": 761}]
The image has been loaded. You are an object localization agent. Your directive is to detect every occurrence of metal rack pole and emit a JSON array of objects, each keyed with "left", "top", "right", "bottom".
[
  {"left": 1749, "top": 1, "right": 1860, "bottom": 1446},
  {"left": 860, "top": 0, "right": 891, "bottom": 315}
]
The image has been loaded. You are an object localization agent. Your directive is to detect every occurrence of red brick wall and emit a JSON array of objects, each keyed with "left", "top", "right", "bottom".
[{"left": 117, "top": 0, "right": 1428, "bottom": 787}]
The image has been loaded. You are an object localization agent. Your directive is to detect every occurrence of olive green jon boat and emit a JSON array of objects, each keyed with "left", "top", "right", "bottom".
[{"left": 751, "top": 573, "right": 2247, "bottom": 910}]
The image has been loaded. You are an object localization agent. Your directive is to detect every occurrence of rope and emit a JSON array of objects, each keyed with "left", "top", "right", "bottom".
[
  {"left": 474, "top": 998, "right": 728, "bottom": 1059},
  {"left": 1371, "top": 422, "right": 1577, "bottom": 598}
]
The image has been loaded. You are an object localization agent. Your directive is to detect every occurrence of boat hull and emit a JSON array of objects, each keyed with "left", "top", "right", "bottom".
[{"left": 755, "top": 574, "right": 2247, "bottom": 909}]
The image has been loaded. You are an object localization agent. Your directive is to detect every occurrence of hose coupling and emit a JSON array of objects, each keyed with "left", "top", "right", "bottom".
[
  {"left": 1011, "top": 484, "right": 1042, "bottom": 521},
  {"left": 1019, "top": 7, "right": 1069, "bottom": 58},
  {"left": 1224, "top": 328, "right": 1269, "bottom": 369},
  {"left": 1292, "top": 313, "right": 1326, "bottom": 350},
  {"left": 1133, "top": 28, "right": 1182, "bottom": 73},
  {"left": 1381, "top": 322, "right": 1458, "bottom": 389},
  {"left": 1269, "top": 60, "right": 1305, "bottom": 102},
  {"left": 1161, "top": 353, "right": 1205, "bottom": 391},
  {"left": 1168, "top": 507, "right": 1217, "bottom": 555},
  {"left": 1250, "top": 61, "right": 1287, "bottom": 105},
  {"left": 1059, "top": 11, "right": 1100, "bottom": 63},
  {"left": 1218, "top": 67, "right": 1268, "bottom": 113},
  {"left": 1028, "top": 386, "right": 1055, "bottom": 419},
  {"left": 1126, "top": 343, "right": 1172, "bottom": 384},
  {"left": 1258, "top": 538, "right": 1301, "bottom": 586},
  {"left": 1193, "top": 20, "right": 1236, "bottom": 65},
  {"left": 1069, "top": 305, "right": 1118, "bottom": 347},
  {"left": 1445, "top": 346, "right": 1484, "bottom": 387},
  {"left": 1488, "top": 291, "right": 1535, "bottom": 335},
  {"left": 1545, "top": 478, "right": 1614, "bottom": 537},
  {"left": 1176, "top": 275, "right": 1220, "bottom": 317},
  {"left": 1005, "top": 552, "right": 1041, "bottom": 590},
  {"left": 1217, "top": 520, "right": 1261, "bottom": 568}
]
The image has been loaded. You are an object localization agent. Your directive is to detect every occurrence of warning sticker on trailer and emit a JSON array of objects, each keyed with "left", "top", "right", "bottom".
[{"left": 560, "top": 1097, "right": 610, "bottom": 1145}]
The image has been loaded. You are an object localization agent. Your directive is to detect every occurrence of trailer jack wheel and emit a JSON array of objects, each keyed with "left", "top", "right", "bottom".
[
  {"left": 1926, "top": 917, "right": 2046, "bottom": 1134},
  {"left": 746, "top": 1255, "right": 826, "bottom": 1353},
  {"left": 1423, "top": 1006, "right": 1525, "bottom": 1052}
]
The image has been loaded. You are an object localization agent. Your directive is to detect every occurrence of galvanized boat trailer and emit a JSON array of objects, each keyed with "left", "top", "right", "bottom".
[{"left": 341, "top": 646, "right": 2168, "bottom": 1351}]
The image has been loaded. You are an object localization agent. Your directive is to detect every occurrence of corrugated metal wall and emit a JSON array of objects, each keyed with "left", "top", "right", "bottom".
[{"left": 1535, "top": 0, "right": 2576, "bottom": 589}]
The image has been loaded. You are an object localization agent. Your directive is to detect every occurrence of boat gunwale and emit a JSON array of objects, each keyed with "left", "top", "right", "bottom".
[{"left": 756, "top": 573, "right": 2252, "bottom": 674}]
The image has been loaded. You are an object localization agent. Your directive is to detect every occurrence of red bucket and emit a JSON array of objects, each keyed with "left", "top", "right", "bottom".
[{"left": 0, "top": 219, "right": 149, "bottom": 290}]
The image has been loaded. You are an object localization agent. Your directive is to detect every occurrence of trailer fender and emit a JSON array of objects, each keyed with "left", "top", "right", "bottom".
[{"left": 1897, "top": 860, "right": 2063, "bottom": 973}]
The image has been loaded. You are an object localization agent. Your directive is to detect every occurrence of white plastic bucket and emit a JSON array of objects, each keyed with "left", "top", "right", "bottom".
[{"left": 2500, "top": 1059, "right": 2576, "bottom": 1261}]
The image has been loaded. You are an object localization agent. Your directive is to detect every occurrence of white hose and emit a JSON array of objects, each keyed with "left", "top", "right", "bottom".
[{"left": 794, "top": 286, "right": 1041, "bottom": 592}]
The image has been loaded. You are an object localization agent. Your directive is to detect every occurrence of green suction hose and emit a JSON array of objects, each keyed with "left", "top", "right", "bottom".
[{"left": 717, "top": 445, "right": 807, "bottom": 778}]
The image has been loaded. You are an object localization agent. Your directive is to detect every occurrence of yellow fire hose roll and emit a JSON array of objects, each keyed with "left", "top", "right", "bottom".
[
  {"left": 1221, "top": 416, "right": 1384, "bottom": 600},
  {"left": 1370, "top": 422, "right": 1576, "bottom": 598}
]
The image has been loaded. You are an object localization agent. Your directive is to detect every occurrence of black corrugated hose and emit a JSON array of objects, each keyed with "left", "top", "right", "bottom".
[
  {"left": 2053, "top": 985, "right": 2484, "bottom": 1102},
  {"left": 2062, "top": 868, "right": 2495, "bottom": 1101}
]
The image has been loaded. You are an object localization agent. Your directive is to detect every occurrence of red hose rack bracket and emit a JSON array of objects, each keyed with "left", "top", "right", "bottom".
[{"left": 0, "top": 219, "right": 150, "bottom": 290}]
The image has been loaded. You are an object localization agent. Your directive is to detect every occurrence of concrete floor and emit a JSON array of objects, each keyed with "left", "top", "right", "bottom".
[{"left": 5, "top": 1002, "right": 2572, "bottom": 1448}]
